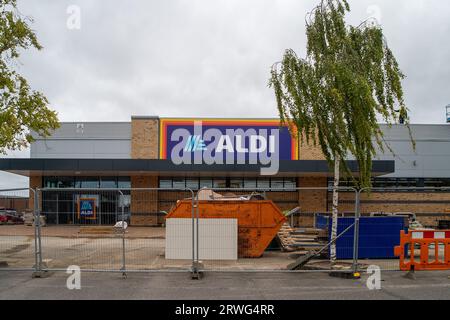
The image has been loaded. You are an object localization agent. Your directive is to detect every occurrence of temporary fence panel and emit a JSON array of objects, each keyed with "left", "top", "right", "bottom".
[
  {"left": 3, "top": 184, "right": 449, "bottom": 275},
  {"left": 38, "top": 189, "right": 125, "bottom": 271},
  {"left": 357, "top": 187, "right": 450, "bottom": 271},
  {"left": 190, "top": 187, "right": 360, "bottom": 272},
  {"left": 123, "top": 188, "right": 194, "bottom": 272},
  {"left": 331, "top": 216, "right": 408, "bottom": 259},
  {"left": 0, "top": 188, "right": 36, "bottom": 270},
  {"left": 37, "top": 188, "right": 195, "bottom": 272}
]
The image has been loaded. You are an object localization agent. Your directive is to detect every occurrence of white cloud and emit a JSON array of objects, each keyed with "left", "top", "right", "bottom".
[{"left": 2, "top": 0, "right": 450, "bottom": 188}]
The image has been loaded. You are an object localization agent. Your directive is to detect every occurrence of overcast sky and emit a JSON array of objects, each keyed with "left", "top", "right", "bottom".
[{"left": 2, "top": 0, "right": 450, "bottom": 189}]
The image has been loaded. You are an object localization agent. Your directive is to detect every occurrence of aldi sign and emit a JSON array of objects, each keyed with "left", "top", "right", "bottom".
[
  {"left": 159, "top": 119, "right": 298, "bottom": 175},
  {"left": 78, "top": 198, "right": 96, "bottom": 219}
]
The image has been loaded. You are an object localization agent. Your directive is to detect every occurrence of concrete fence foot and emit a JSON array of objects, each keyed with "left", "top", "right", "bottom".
[
  {"left": 32, "top": 271, "right": 52, "bottom": 278},
  {"left": 329, "top": 271, "right": 361, "bottom": 279},
  {"left": 403, "top": 270, "right": 416, "bottom": 280},
  {"left": 191, "top": 271, "right": 203, "bottom": 280}
]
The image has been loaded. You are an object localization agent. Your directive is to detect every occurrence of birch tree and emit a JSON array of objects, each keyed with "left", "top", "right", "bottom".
[{"left": 270, "top": 0, "right": 412, "bottom": 263}]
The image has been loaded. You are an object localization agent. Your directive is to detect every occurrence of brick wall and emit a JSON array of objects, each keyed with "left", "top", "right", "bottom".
[
  {"left": 0, "top": 197, "right": 29, "bottom": 212},
  {"left": 131, "top": 116, "right": 159, "bottom": 159},
  {"left": 298, "top": 131, "right": 326, "bottom": 160},
  {"left": 330, "top": 191, "right": 450, "bottom": 227},
  {"left": 130, "top": 116, "right": 160, "bottom": 225},
  {"left": 130, "top": 175, "right": 159, "bottom": 226},
  {"left": 298, "top": 177, "right": 327, "bottom": 212}
]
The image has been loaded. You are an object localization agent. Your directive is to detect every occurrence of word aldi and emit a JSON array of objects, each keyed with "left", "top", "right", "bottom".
[{"left": 159, "top": 119, "right": 298, "bottom": 175}]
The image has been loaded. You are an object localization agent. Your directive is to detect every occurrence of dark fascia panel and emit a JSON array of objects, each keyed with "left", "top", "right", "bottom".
[{"left": 0, "top": 158, "right": 395, "bottom": 174}]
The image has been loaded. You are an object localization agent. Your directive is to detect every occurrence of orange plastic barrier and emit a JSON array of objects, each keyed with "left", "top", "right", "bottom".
[
  {"left": 166, "top": 200, "right": 287, "bottom": 258},
  {"left": 394, "top": 230, "right": 450, "bottom": 271}
]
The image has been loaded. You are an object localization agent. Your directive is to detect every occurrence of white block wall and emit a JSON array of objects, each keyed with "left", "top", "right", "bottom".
[{"left": 165, "top": 218, "right": 238, "bottom": 260}]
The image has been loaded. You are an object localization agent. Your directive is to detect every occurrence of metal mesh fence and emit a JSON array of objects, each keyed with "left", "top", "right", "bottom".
[
  {"left": 38, "top": 189, "right": 125, "bottom": 271},
  {"left": 1, "top": 186, "right": 449, "bottom": 274},
  {"left": 356, "top": 187, "right": 450, "bottom": 271},
  {"left": 191, "top": 187, "right": 358, "bottom": 272},
  {"left": 0, "top": 188, "right": 36, "bottom": 270},
  {"left": 37, "top": 188, "right": 195, "bottom": 272},
  {"left": 123, "top": 188, "right": 193, "bottom": 271}
]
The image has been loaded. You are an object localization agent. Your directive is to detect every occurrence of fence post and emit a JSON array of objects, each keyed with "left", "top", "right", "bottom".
[
  {"left": 190, "top": 188, "right": 201, "bottom": 279},
  {"left": 191, "top": 190, "right": 196, "bottom": 276},
  {"left": 32, "top": 188, "right": 39, "bottom": 273},
  {"left": 119, "top": 190, "right": 126, "bottom": 277},
  {"left": 352, "top": 189, "right": 361, "bottom": 274},
  {"left": 32, "top": 188, "right": 44, "bottom": 277},
  {"left": 196, "top": 189, "right": 200, "bottom": 272}
]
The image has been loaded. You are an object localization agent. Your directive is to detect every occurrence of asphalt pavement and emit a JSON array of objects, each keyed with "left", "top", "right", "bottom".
[{"left": 0, "top": 270, "right": 449, "bottom": 300}]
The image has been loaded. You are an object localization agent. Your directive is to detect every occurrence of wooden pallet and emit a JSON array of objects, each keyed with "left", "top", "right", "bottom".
[{"left": 277, "top": 223, "right": 327, "bottom": 253}]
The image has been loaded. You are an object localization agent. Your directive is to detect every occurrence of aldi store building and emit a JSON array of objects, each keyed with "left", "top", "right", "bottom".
[{"left": 1, "top": 116, "right": 450, "bottom": 227}]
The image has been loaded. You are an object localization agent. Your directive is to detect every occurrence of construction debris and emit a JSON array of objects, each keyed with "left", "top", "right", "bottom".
[
  {"left": 277, "top": 223, "right": 327, "bottom": 253},
  {"left": 114, "top": 221, "right": 128, "bottom": 229},
  {"left": 196, "top": 188, "right": 265, "bottom": 201}
]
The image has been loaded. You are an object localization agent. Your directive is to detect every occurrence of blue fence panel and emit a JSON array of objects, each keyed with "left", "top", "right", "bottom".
[
  {"left": 315, "top": 214, "right": 329, "bottom": 230},
  {"left": 329, "top": 216, "right": 408, "bottom": 259}
]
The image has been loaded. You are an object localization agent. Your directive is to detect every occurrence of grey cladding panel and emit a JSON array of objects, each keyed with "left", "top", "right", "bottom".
[
  {"left": 30, "top": 122, "right": 131, "bottom": 159},
  {"left": 376, "top": 124, "right": 450, "bottom": 178}
]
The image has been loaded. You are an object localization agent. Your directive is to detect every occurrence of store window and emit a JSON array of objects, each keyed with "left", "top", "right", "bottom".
[
  {"left": 327, "top": 177, "right": 450, "bottom": 192},
  {"left": 230, "top": 178, "right": 244, "bottom": 189},
  {"left": 44, "top": 176, "right": 75, "bottom": 188},
  {"left": 117, "top": 177, "right": 131, "bottom": 189},
  {"left": 159, "top": 177, "right": 173, "bottom": 189},
  {"left": 199, "top": 178, "right": 213, "bottom": 189},
  {"left": 158, "top": 177, "right": 299, "bottom": 191},
  {"left": 43, "top": 177, "right": 130, "bottom": 189},
  {"left": 213, "top": 178, "right": 227, "bottom": 189},
  {"left": 284, "top": 178, "right": 297, "bottom": 191},
  {"left": 270, "top": 179, "right": 284, "bottom": 190},
  {"left": 100, "top": 177, "right": 117, "bottom": 188},
  {"left": 257, "top": 178, "right": 270, "bottom": 189},
  {"left": 172, "top": 178, "right": 186, "bottom": 189},
  {"left": 75, "top": 177, "right": 99, "bottom": 189},
  {"left": 186, "top": 178, "right": 200, "bottom": 190},
  {"left": 243, "top": 178, "right": 257, "bottom": 189}
]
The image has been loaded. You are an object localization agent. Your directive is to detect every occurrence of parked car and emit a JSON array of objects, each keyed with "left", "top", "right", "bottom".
[{"left": 0, "top": 210, "right": 24, "bottom": 225}]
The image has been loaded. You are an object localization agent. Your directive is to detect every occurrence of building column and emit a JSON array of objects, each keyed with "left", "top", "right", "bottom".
[
  {"left": 130, "top": 176, "right": 159, "bottom": 226},
  {"left": 131, "top": 116, "right": 159, "bottom": 159},
  {"left": 130, "top": 116, "right": 160, "bottom": 226}
]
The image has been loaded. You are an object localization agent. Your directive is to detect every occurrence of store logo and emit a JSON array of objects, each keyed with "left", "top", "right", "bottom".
[
  {"left": 184, "top": 136, "right": 207, "bottom": 152},
  {"left": 78, "top": 198, "right": 96, "bottom": 219},
  {"left": 171, "top": 121, "right": 280, "bottom": 175}
]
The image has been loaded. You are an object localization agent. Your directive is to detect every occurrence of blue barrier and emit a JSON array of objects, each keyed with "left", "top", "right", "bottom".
[{"left": 330, "top": 216, "right": 408, "bottom": 259}]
